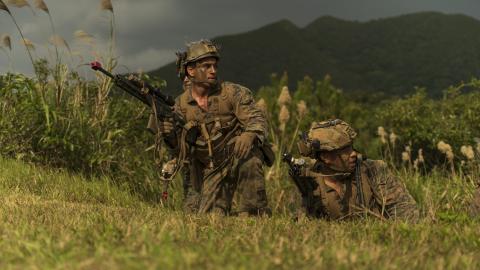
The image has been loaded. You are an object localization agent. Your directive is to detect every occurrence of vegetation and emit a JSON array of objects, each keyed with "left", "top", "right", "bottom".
[
  {"left": 0, "top": 0, "right": 168, "bottom": 201},
  {"left": 151, "top": 12, "right": 480, "bottom": 97},
  {"left": 1, "top": 2, "right": 480, "bottom": 269},
  {"left": 0, "top": 152, "right": 479, "bottom": 269}
]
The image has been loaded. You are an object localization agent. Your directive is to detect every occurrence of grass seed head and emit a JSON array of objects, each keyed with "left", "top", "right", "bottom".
[
  {"left": 389, "top": 132, "right": 398, "bottom": 146},
  {"left": 405, "top": 145, "right": 411, "bottom": 153},
  {"left": 0, "top": 0, "right": 11, "bottom": 13},
  {"left": 74, "top": 30, "right": 95, "bottom": 45},
  {"left": 33, "top": 0, "right": 48, "bottom": 13},
  {"left": 437, "top": 141, "right": 454, "bottom": 162},
  {"left": 296, "top": 100, "right": 308, "bottom": 118},
  {"left": 22, "top": 38, "right": 35, "bottom": 50},
  {"left": 1, "top": 34, "right": 11, "bottom": 50},
  {"left": 446, "top": 150, "right": 454, "bottom": 162},
  {"left": 377, "top": 126, "right": 387, "bottom": 144},
  {"left": 49, "top": 34, "right": 70, "bottom": 51},
  {"left": 100, "top": 0, "right": 113, "bottom": 12},
  {"left": 279, "top": 105, "right": 290, "bottom": 131},
  {"left": 417, "top": 148, "right": 424, "bottom": 163},
  {"left": 5, "top": 0, "right": 29, "bottom": 8},
  {"left": 460, "top": 145, "right": 474, "bottom": 160},
  {"left": 256, "top": 98, "right": 267, "bottom": 114},
  {"left": 437, "top": 141, "right": 452, "bottom": 154},
  {"left": 277, "top": 86, "right": 291, "bottom": 107}
]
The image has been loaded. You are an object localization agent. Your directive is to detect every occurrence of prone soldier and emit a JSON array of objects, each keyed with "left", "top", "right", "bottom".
[{"left": 284, "top": 119, "right": 419, "bottom": 221}]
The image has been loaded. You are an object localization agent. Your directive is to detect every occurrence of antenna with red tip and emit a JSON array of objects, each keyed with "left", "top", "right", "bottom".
[{"left": 90, "top": 61, "right": 102, "bottom": 71}]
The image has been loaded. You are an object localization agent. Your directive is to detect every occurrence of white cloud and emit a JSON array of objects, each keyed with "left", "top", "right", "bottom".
[{"left": 117, "top": 47, "right": 175, "bottom": 72}]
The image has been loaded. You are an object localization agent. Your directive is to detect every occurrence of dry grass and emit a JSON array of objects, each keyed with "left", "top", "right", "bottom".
[
  {"left": 100, "top": 0, "right": 113, "bottom": 12},
  {"left": 0, "top": 0, "right": 11, "bottom": 13},
  {"left": 33, "top": 0, "right": 49, "bottom": 14},
  {"left": 1, "top": 33, "right": 11, "bottom": 50},
  {"left": 0, "top": 0, "right": 37, "bottom": 72},
  {"left": 22, "top": 37, "right": 34, "bottom": 50},
  {"left": 5, "top": 0, "right": 29, "bottom": 8},
  {"left": 74, "top": 30, "right": 95, "bottom": 45}
]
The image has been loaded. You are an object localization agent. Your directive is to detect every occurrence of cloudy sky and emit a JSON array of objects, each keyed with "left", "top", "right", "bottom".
[{"left": 0, "top": 0, "right": 479, "bottom": 75}]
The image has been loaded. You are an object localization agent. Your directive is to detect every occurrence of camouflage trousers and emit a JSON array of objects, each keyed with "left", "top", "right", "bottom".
[{"left": 183, "top": 147, "right": 270, "bottom": 216}]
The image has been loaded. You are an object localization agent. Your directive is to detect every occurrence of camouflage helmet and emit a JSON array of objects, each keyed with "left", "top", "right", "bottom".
[
  {"left": 176, "top": 39, "right": 220, "bottom": 80},
  {"left": 297, "top": 119, "right": 357, "bottom": 157}
]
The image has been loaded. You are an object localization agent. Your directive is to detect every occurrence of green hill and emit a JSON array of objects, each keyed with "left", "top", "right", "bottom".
[{"left": 151, "top": 12, "right": 480, "bottom": 97}]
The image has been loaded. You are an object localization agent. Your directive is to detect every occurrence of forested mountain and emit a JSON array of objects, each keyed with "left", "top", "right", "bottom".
[{"left": 150, "top": 12, "right": 480, "bottom": 97}]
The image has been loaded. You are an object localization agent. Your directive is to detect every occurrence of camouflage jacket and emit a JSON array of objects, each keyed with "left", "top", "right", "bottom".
[
  {"left": 293, "top": 158, "right": 419, "bottom": 222},
  {"left": 171, "top": 81, "right": 267, "bottom": 167}
]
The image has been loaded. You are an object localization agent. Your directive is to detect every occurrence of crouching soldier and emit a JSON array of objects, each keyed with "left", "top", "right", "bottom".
[
  {"left": 154, "top": 39, "right": 274, "bottom": 216},
  {"left": 284, "top": 119, "right": 419, "bottom": 222}
]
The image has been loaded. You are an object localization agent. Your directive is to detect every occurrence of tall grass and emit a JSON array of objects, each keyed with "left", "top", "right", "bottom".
[
  {"left": 0, "top": 0, "right": 173, "bottom": 201},
  {"left": 0, "top": 0, "right": 36, "bottom": 72},
  {"left": 0, "top": 154, "right": 479, "bottom": 269}
]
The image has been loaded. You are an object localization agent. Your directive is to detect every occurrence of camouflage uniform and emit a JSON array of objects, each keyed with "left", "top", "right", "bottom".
[
  {"left": 159, "top": 40, "right": 271, "bottom": 215},
  {"left": 287, "top": 119, "right": 419, "bottom": 221},
  {"left": 173, "top": 81, "right": 270, "bottom": 215}
]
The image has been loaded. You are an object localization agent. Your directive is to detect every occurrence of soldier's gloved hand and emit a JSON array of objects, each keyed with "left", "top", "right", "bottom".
[
  {"left": 148, "top": 114, "right": 175, "bottom": 136},
  {"left": 159, "top": 119, "right": 175, "bottom": 135},
  {"left": 234, "top": 132, "right": 257, "bottom": 159},
  {"left": 127, "top": 74, "right": 143, "bottom": 87}
]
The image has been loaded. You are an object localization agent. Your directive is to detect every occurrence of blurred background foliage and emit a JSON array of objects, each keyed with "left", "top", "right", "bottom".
[{"left": 3, "top": 61, "right": 480, "bottom": 195}]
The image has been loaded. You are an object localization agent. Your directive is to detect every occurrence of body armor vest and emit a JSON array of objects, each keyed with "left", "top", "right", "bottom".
[
  {"left": 305, "top": 160, "right": 380, "bottom": 219},
  {"left": 177, "top": 82, "right": 243, "bottom": 167}
]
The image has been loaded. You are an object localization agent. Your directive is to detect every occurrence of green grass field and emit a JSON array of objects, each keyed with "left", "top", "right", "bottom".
[{"left": 0, "top": 157, "right": 479, "bottom": 269}]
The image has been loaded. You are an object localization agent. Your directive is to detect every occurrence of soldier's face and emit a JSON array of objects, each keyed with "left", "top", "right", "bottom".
[
  {"left": 188, "top": 57, "right": 218, "bottom": 86},
  {"left": 319, "top": 145, "right": 357, "bottom": 173}
]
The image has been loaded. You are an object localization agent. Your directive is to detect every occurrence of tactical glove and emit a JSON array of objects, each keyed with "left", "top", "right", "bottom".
[
  {"left": 234, "top": 132, "right": 257, "bottom": 159},
  {"left": 159, "top": 120, "right": 174, "bottom": 135},
  {"left": 147, "top": 114, "right": 175, "bottom": 136}
]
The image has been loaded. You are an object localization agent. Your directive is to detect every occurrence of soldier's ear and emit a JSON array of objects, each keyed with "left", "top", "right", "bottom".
[{"left": 186, "top": 64, "right": 196, "bottom": 77}]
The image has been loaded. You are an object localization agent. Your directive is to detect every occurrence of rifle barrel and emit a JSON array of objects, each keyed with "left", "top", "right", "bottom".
[{"left": 90, "top": 61, "right": 185, "bottom": 127}]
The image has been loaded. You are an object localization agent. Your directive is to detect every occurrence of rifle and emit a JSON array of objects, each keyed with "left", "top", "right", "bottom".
[
  {"left": 90, "top": 61, "right": 186, "bottom": 201},
  {"left": 90, "top": 61, "right": 184, "bottom": 128},
  {"left": 355, "top": 154, "right": 365, "bottom": 208},
  {"left": 282, "top": 153, "right": 320, "bottom": 216},
  {"left": 282, "top": 153, "right": 310, "bottom": 198}
]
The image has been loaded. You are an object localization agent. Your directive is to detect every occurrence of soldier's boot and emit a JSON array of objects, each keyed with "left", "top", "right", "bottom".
[{"left": 183, "top": 190, "right": 200, "bottom": 213}]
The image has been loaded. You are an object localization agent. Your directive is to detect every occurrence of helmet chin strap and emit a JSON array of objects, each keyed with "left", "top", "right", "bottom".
[
  {"left": 319, "top": 171, "right": 352, "bottom": 178},
  {"left": 315, "top": 152, "right": 354, "bottom": 179},
  {"left": 187, "top": 76, "right": 218, "bottom": 88},
  {"left": 314, "top": 162, "right": 352, "bottom": 178}
]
